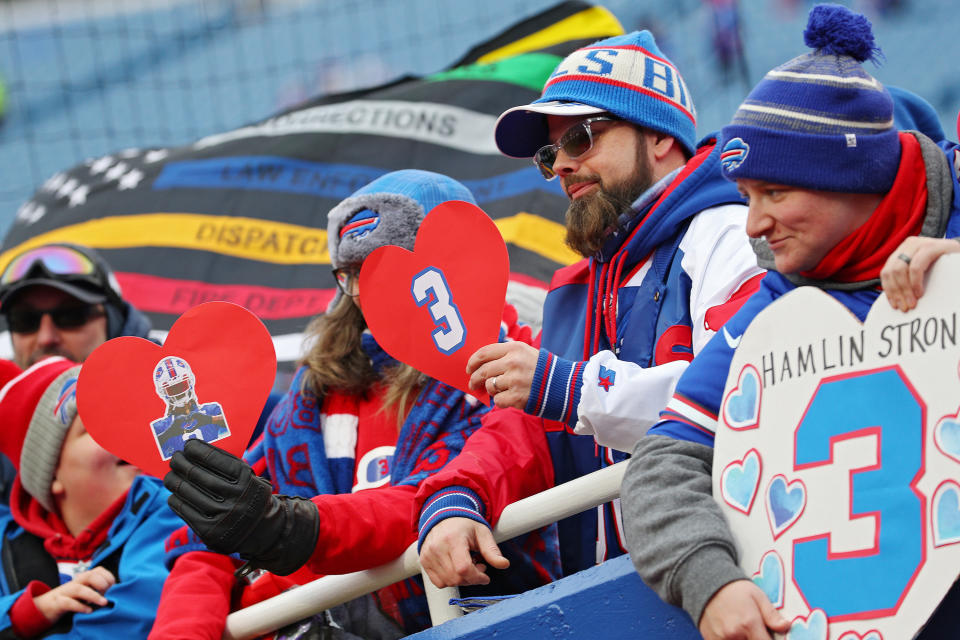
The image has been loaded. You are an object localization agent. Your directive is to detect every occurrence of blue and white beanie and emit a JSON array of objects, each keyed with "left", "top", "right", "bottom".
[
  {"left": 326, "top": 169, "right": 476, "bottom": 270},
  {"left": 719, "top": 3, "right": 899, "bottom": 193},
  {"left": 494, "top": 31, "right": 697, "bottom": 159}
]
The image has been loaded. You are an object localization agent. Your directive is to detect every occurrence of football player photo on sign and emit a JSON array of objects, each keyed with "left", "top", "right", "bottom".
[{"left": 150, "top": 355, "right": 230, "bottom": 460}]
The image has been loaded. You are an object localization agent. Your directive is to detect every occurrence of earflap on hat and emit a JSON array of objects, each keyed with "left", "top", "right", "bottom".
[{"left": 0, "top": 357, "right": 79, "bottom": 511}]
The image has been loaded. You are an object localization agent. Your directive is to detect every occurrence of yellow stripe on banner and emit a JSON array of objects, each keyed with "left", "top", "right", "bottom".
[
  {"left": 477, "top": 7, "right": 624, "bottom": 65},
  {"left": 0, "top": 214, "right": 330, "bottom": 268},
  {"left": 0, "top": 212, "right": 579, "bottom": 270},
  {"left": 494, "top": 212, "right": 580, "bottom": 266}
]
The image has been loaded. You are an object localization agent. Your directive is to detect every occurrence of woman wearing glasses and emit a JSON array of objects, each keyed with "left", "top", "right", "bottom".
[{"left": 150, "top": 170, "right": 560, "bottom": 639}]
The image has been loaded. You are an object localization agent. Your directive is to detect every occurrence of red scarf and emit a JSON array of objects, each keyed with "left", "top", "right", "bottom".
[
  {"left": 9, "top": 477, "right": 127, "bottom": 561},
  {"left": 800, "top": 133, "right": 927, "bottom": 283}
]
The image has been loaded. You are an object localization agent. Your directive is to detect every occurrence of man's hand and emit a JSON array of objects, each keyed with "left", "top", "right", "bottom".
[
  {"left": 698, "top": 580, "right": 790, "bottom": 640},
  {"left": 880, "top": 237, "right": 960, "bottom": 311},
  {"left": 34, "top": 566, "right": 115, "bottom": 622},
  {"left": 164, "top": 439, "right": 320, "bottom": 576},
  {"left": 419, "top": 517, "right": 510, "bottom": 588},
  {"left": 466, "top": 341, "right": 539, "bottom": 409}
]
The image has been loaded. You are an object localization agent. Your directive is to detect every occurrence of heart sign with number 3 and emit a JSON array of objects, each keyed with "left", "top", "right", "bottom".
[
  {"left": 713, "top": 256, "right": 960, "bottom": 640},
  {"left": 359, "top": 200, "right": 509, "bottom": 402}
]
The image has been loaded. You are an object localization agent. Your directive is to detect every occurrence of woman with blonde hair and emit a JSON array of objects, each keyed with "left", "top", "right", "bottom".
[{"left": 151, "top": 170, "right": 559, "bottom": 639}]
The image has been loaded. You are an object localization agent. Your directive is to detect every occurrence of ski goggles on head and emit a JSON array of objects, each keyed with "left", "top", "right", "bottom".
[
  {"left": 0, "top": 244, "right": 121, "bottom": 307},
  {"left": 532, "top": 116, "right": 616, "bottom": 181},
  {"left": 1, "top": 245, "right": 99, "bottom": 286}
]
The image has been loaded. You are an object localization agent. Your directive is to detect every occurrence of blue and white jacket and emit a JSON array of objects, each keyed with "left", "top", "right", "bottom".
[{"left": 419, "top": 137, "right": 764, "bottom": 578}]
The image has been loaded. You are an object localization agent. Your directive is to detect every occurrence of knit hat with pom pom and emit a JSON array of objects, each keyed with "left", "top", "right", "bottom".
[{"left": 719, "top": 3, "right": 898, "bottom": 193}]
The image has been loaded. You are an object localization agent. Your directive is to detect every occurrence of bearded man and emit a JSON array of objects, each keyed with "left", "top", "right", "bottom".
[{"left": 414, "top": 31, "right": 765, "bottom": 586}]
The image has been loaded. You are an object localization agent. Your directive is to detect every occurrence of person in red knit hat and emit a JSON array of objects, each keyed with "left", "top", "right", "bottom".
[{"left": 0, "top": 356, "right": 181, "bottom": 638}]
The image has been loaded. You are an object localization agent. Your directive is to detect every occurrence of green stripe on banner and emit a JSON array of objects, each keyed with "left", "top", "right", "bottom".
[{"left": 426, "top": 53, "right": 563, "bottom": 91}]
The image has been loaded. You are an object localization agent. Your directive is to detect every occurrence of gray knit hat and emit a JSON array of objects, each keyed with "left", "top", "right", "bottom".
[
  {"left": 0, "top": 357, "right": 80, "bottom": 512},
  {"left": 326, "top": 169, "right": 477, "bottom": 270}
]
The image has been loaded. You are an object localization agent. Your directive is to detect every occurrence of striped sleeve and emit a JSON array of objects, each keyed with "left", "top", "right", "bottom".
[
  {"left": 417, "top": 486, "right": 489, "bottom": 551},
  {"left": 655, "top": 392, "right": 720, "bottom": 446},
  {"left": 525, "top": 348, "right": 585, "bottom": 427}
]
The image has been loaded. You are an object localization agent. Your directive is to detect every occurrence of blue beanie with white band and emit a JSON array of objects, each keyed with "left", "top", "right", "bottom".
[
  {"left": 494, "top": 31, "right": 697, "bottom": 159},
  {"left": 719, "top": 4, "right": 899, "bottom": 193}
]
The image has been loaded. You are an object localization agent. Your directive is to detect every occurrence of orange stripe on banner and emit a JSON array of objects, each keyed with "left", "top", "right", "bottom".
[{"left": 115, "top": 272, "right": 336, "bottom": 320}]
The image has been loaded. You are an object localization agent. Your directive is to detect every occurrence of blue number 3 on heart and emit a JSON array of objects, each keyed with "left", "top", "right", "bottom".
[
  {"left": 411, "top": 267, "right": 467, "bottom": 354},
  {"left": 793, "top": 366, "right": 924, "bottom": 620}
]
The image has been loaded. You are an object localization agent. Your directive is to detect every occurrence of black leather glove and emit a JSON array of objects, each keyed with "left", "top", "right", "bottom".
[{"left": 164, "top": 439, "right": 320, "bottom": 576}]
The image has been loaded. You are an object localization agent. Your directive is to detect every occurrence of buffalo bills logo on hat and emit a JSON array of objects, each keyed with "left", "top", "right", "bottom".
[
  {"left": 720, "top": 138, "right": 750, "bottom": 172},
  {"left": 340, "top": 209, "right": 380, "bottom": 241},
  {"left": 54, "top": 376, "right": 78, "bottom": 425}
]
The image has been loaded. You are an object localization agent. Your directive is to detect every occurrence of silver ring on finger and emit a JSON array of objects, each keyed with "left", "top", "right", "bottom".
[
  {"left": 898, "top": 252, "right": 912, "bottom": 265},
  {"left": 491, "top": 376, "right": 503, "bottom": 393}
]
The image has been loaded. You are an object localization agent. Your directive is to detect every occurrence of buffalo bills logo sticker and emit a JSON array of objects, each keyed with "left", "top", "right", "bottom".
[{"left": 721, "top": 137, "right": 750, "bottom": 172}]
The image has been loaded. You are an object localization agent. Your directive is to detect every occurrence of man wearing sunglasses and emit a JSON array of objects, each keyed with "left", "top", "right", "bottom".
[
  {"left": 0, "top": 243, "right": 152, "bottom": 369},
  {"left": 416, "top": 31, "right": 765, "bottom": 587}
]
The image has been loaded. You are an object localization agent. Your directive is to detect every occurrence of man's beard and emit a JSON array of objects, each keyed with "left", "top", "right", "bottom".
[{"left": 563, "top": 152, "right": 656, "bottom": 258}]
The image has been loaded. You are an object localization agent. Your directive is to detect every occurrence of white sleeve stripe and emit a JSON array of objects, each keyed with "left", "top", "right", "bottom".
[
  {"left": 558, "top": 362, "right": 573, "bottom": 422},
  {"left": 665, "top": 396, "right": 718, "bottom": 433},
  {"left": 538, "top": 357, "right": 558, "bottom": 418}
]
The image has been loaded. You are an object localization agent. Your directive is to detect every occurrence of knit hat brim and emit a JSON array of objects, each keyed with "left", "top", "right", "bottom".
[
  {"left": 720, "top": 122, "right": 901, "bottom": 194},
  {"left": 494, "top": 101, "right": 606, "bottom": 158},
  {"left": 18, "top": 363, "right": 81, "bottom": 513}
]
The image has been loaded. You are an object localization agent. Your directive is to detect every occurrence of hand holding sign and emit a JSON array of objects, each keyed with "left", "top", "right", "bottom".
[
  {"left": 713, "top": 255, "right": 960, "bottom": 639},
  {"left": 359, "top": 200, "right": 509, "bottom": 402},
  {"left": 77, "top": 301, "right": 276, "bottom": 478}
]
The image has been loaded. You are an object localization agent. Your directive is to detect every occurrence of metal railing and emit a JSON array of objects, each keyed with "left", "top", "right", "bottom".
[{"left": 222, "top": 460, "right": 629, "bottom": 640}]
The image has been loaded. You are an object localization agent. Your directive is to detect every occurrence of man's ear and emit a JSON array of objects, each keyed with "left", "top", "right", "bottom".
[{"left": 649, "top": 130, "right": 678, "bottom": 161}]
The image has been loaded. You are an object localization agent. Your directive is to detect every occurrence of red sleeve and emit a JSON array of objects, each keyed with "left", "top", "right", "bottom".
[
  {"left": 413, "top": 408, "right": 555, "bottom": 525},
  {"left": 148, "top": 551, "right": 238, "bottom": 640},
  {"left": 305, "top": 483, "right": 419, "bottom": 575},
  {"left": 10, "top": 581, "right": 52, "bottom": 638}
]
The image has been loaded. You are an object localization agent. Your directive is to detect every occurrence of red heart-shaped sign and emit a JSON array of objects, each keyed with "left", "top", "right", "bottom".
[
  {"left": 77, "top": 301, "right": 276, "bottom": 478},
  {"left": 359, "top": 200, "right": 508, "bottom": 402}
]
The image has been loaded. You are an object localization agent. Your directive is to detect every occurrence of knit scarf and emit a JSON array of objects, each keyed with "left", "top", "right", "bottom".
[
  {"left": 256, "top": 332, "right": 486, "bottom": 498},
  {"left": 799, "top": 133, "right": 927, "bottom": 283}
]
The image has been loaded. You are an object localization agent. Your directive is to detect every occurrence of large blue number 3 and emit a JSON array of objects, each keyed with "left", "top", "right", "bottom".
[
  {"left": 411, "top": 267, "right": 466, "bottom": 354},
  {"left": 794, "top": 366, "right": 924, "bottom": 619}
]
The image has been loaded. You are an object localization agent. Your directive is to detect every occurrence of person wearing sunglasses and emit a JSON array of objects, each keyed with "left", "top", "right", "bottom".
[
  {"left": 0, "top": 243, "right": 152, "bottom": 370},
  {"left": 0, "top": 243, "right": 153, "bottom": 507},
  {"left": 150, "top": 170, "right": 560, "bottom": 639},
  {"left": 414, "top": 30, "right": 766, "bottom": 589}
]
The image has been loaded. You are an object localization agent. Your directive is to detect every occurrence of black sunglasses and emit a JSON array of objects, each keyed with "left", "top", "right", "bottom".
[
  {"left": 533, "top": 116, "right": 616, "bottom": 181},
  {"left": 5, "top": 304, "right": 106, "bottom": 333}
]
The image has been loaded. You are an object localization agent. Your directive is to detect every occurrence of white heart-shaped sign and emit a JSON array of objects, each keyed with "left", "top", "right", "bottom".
[{"left": 713, "top": 255, "right": 960, "bottom": 639}]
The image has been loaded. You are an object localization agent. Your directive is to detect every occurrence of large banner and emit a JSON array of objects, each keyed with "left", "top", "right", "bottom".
[
  {"left": 0, "top": 1, "right": 623, "bottom": 368},
  {"left": 714, "top": 256, "right": 960, "bottom": 639}
]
